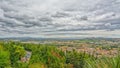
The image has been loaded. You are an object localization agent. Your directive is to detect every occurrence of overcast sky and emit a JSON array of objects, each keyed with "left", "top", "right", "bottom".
[{"left": 0, "top": 0, "right": 120, "bottom": 38}]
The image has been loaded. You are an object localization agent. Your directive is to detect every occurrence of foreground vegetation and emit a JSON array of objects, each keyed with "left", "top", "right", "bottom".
[{"left": 0, "top": 41, "right": 120, "bottom": 68}]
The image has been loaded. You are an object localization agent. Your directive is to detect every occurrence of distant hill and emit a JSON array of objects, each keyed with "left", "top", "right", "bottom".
[{"left": 0, "top": 37, "right": 120, "bottom": 42}]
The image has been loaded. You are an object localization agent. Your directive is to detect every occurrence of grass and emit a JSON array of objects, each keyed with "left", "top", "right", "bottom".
[{"left": 84, "top": 55, "right": 120, "bottom": 68}]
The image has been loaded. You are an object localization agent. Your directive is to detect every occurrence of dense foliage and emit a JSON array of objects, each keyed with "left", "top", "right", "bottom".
[{"left": 0, "top": 41, "right": 119, "bottom": 68}]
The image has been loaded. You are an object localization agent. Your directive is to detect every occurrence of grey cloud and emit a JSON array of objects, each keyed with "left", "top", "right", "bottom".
[
  {"left": 51, "top": 11, "right": 70, "bottom": 18},
  {"left": 73, "top": 15, "right": 88, "bottom": 21},
  {"left": 0, "top": 0, "right": 120, "bottom": 38}
]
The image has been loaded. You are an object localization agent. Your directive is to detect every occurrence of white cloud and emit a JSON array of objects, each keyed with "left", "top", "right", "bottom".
[{"left": 0, "top": 0, "right": 120, "bottom": 38}]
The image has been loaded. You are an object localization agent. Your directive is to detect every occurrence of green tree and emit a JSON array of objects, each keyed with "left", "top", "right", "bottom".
[{"left": 0, "top": 46, "right": 10, "bottom": 68}]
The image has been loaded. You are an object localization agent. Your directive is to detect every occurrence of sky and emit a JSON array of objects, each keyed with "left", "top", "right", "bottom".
[{"left": 0, "top": 0, "right": 120, "bottom": 38}]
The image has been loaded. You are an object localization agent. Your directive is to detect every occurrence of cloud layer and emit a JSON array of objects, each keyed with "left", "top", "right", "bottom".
[{"left": 0, "top": 0, "right": 120, "bottom": 38}]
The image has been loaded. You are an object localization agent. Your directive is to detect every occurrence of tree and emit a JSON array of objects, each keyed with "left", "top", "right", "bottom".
[{"left": 0, "top": 45, "right": 10, "bottom": 68}]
